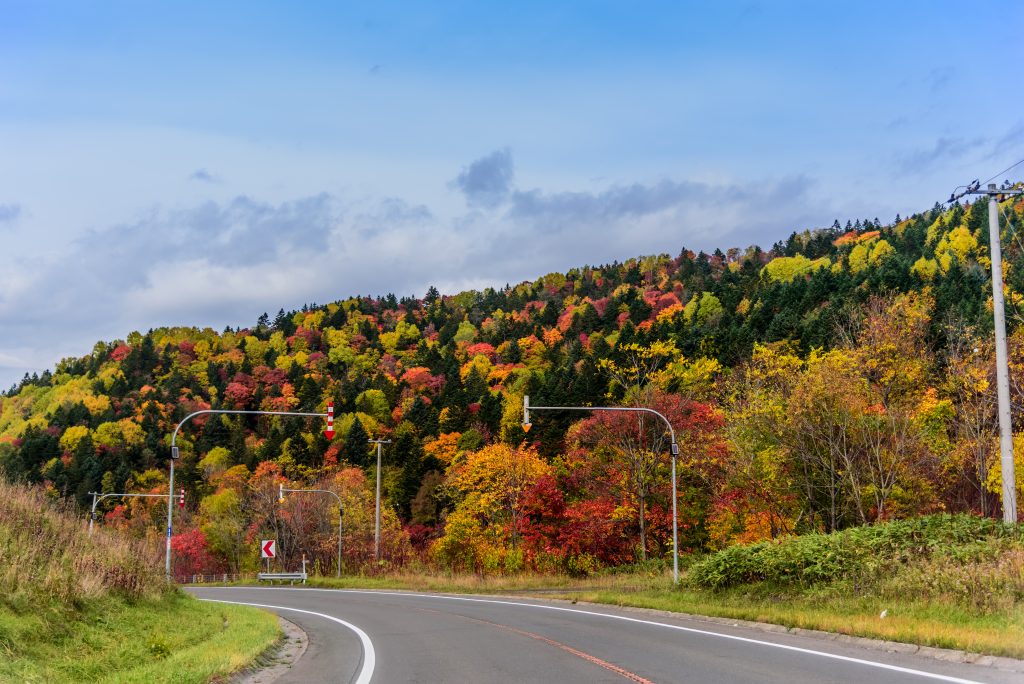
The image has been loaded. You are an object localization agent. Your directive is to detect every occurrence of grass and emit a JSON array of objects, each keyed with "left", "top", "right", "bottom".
[
  {"left": 0, "top": 479, "right": 280, "bottom": 683},
  {"left": 0, "top": 592, "right": 280, "bottom": 683}
]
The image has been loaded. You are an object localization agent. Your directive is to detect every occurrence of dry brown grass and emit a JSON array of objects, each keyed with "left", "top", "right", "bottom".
[{"left": 0, "top": 479, "right": 167, "bottom": 608}]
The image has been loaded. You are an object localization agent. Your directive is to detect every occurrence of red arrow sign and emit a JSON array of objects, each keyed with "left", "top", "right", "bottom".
[
  {"left": 261, "top": 539, "right": 276, "bottom": 559},
  {"left": 324, "top": 401, "right": 335, "bottom": 440}
]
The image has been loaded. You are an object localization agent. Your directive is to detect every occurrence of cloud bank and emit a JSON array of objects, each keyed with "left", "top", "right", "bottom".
[{"left": 0, "top": 150, "right": 830, "bottom": 389}]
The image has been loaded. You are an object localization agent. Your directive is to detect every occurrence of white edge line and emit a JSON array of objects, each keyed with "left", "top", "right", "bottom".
[
  {"left": 198, "top": 587, "right": 988, "bottom": 684},
  {"left": 199, "top": 597, "right": 376, "bottom": 684}
]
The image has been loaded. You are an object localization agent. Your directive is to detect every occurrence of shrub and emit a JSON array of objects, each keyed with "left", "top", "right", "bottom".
[{"left": 687, "top": 514, "right": 1024, "bottom": 590}]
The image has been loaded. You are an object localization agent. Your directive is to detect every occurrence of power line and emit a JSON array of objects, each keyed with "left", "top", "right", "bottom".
[
  {"left": 981, "top": 157, "right": 1024, "bottom": 188},
  {"left": 948, "top": 159, "right": 1024, "bottom": 205}
]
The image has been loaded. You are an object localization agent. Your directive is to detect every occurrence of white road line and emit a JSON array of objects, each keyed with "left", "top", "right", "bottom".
[
  {"left": 203, "top": 587, "right": 988, "bottom": 684},
  {"left": 199, "top": 597, "right": 375, "bottom": 684}
]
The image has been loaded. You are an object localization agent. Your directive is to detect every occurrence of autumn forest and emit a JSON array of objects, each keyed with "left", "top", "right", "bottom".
[{"left": 2, "top": 193, "right": 1023, "bottom": 579}]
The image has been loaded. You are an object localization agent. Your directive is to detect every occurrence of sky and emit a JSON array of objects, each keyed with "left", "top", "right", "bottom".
[{"left": 1, "top": 1, "right": 1023, "bottom": 390}]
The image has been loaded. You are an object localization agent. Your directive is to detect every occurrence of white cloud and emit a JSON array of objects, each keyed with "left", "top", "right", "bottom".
[{"left": 0, "top": 151, "right": 839, "bottom": 390}]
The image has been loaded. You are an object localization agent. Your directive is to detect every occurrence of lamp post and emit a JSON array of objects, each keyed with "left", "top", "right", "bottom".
[
  {"left": 368, "top": 438, "right": 392, "bottom": 562},
  {"left": 89, "top": 491, "right": 173, "bottom": 534},
  {"left": 168, "top": 408, "right": 329, "bottom": 581},
  {"left": 522, "top": 395, "right": 681, "bottom": 584},
  {"left": 279, "top": 483, "right": 344, "bottom": 578}
]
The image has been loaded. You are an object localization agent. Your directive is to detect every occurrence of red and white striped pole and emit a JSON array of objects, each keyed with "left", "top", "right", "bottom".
[{"left": 324, "top": 402, "right": 335, "bottom": 440}]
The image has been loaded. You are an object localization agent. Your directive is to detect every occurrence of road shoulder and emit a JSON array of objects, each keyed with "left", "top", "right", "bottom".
[{"left": 225, "top": 615, "right": 308, "bottom": 684}]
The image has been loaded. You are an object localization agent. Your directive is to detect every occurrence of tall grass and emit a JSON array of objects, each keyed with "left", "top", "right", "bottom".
[
  {"left": 0, "top": 479, "right": 279, "bottom": 683},
  {"left": 0, "top": 479, "right": 167, "bottom": 610}
]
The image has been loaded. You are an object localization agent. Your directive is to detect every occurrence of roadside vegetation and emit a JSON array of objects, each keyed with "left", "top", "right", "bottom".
[
  {"left": 298, "top": 514, "right": 1024, "bottom": 658},
  {"left": 2, "top": 192, "right": 1024, "bottom": 664},
  {"left": 0, "top": 478, "right": 279, "bottom": 683}
]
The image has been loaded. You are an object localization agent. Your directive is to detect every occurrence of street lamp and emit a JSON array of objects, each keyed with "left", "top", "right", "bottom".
[
  {"left": 279, "top": 482, "right": 344, "bottom": 578},
  {"left": 168, "top": 408, "right": 329, "bottom": 581},
  {"left": 89, "top": 491, "right": 174, "bottom": 534},
  {"left": 522, "top": 395, "right": 682, "bottom": 584},
  {"left": 368, "top": 438, "right": 392, "bottom": 563}
]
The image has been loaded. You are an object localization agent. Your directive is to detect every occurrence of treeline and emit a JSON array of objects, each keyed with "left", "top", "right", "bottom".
[{"left": 1, "top": 192, "right": 1022, "bottom": 576}]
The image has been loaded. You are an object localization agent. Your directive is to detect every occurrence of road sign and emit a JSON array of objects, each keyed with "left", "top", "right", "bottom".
[
  {"left": 324, "top": 401, "right": 335, "bottom": 440},
  {"left": 261, "top": 539, "right": 276, "bottom": 559}
]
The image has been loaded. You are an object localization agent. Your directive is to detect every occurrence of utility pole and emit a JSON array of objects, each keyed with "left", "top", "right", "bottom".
[
  {"left": 368, "top": 438, "right": 392, "bottom": 562},
  {"left": 951, "top": 181, "right": 1023, "bottom": 523}
]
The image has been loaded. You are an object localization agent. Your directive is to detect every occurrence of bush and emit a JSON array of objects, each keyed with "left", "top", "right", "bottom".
[{"left": 687, "top": 514, "right": 1024, "bottom": 590}]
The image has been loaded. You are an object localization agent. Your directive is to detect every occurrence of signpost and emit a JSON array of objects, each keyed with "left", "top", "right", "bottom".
[{"left": 261, "top": 539, "right": 276, "bottom": 574}]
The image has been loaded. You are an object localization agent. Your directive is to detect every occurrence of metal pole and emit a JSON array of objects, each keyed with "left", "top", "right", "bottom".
[
  {"left": 280, "top": 486, "right": 343, "bottom": 578},
  {"left": 90, "top": 492, "right": 98, "bottom": 534},
  {"left": 368, "top": 438, "right": 391, "bottom": 563},
  {"left": 375, "top": 442, "right": 382, "bottom": 562},
  {"left": 166, "top": 457, "right": 175, "bottom": 579},
  {"left": 670, "top": 446, "right": 679, "bottom": 583},
  {"left": 89, "top": 492, "right": 171, "bottom": 535},
  {"left": 523, "top": 396, "right": 681, "bottom": 583},
  {"left": 987, "top": 187, "right": 1018, "bottom": 523},
  {"left": 168, "top": 408, "right": 330, "bottom": 581}
]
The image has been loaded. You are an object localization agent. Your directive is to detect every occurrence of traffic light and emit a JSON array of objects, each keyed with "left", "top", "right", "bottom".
[
  {"left": 178, "top": 488, "right": 185, "bottom": 509},
  {"left": 278, "top": 483, "right": 285, "bottom": 504}
]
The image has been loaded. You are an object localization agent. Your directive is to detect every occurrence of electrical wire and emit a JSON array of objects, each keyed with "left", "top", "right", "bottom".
[{"left": 981, "top": 157, "right": 1024, "bottom": 188}]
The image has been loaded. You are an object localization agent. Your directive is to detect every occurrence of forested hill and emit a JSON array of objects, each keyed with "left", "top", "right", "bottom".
[{"left": 2, "top": 191, "right": 1023, "bottom": 576}]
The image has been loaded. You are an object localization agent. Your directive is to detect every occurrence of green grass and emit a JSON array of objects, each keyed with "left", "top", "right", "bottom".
[
  {"left": 0, "top": 591, "right": 280, "bottom": 683},
  {"left": 0, "top": 479, "right": 280, "bottom": 683}
]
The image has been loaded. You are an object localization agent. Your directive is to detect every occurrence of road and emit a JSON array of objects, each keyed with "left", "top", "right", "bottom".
[{"left": 187, "top": 587, "right": 1021, "bottom": 684}]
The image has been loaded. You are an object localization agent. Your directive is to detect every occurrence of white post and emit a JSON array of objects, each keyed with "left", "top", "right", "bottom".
[
  {"left": 369, "top": 438, "right": 391, "bottom": 563},
  {"left": 376, "top": 441, "right": 382, "bottom": 562},
  {"left": 987, "top": 187, "right": 1017, "bottom": 523}
]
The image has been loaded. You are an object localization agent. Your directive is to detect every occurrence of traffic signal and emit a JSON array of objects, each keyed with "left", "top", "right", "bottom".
[
  {"left": 278, "top": 483, "right": 285, "bottom": 504},
  {"left": 178, "top": 488, "right": 185, "bottom": 509}
]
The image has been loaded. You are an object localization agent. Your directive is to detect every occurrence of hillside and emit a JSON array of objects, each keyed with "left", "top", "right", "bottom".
[{"left": 1, "top": 191, "right": 1023, "bottom": 577}]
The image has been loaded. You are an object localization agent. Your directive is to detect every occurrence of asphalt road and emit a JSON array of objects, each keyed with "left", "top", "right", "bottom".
[{"left": 187, "top": 587, "right": 1021, "bottom": 684}]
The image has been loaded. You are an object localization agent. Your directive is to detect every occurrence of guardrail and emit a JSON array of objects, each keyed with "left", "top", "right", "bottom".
[
  {"left": 177, "top": 573, "right": 248, "bottom": 584},
  {"left": 257, "top": 571, "right": 308, "bottom": 584}
]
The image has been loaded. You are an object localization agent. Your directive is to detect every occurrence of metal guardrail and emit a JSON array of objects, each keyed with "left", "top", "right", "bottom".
[
  {"left": 178, "top": 573, "right": 247, "bottom": 584},
  {"left": 257, "top": 571, "right": 308, "bottom": 584}
]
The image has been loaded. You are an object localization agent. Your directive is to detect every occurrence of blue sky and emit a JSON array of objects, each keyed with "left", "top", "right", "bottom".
[{"left": 1, "top": 1, "right": 1023, "bottom": 389}]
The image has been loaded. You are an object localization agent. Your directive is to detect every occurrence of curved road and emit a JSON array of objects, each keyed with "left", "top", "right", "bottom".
[{"left": 188, "top": 587, "right": 1020, "bottom": 684}]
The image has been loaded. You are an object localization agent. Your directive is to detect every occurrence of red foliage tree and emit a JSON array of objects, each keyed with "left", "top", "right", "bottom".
[{"left": 171, "top": 528, "right": 226, "bottom": 577}]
